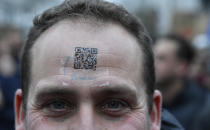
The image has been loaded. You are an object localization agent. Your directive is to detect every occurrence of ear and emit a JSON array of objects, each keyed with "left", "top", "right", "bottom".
[
  {"left": 150, "top": 90, "right": 162, "bottom": 130},
  {"left": 15, "top": 89, "right": 26, "bottom": 130}
]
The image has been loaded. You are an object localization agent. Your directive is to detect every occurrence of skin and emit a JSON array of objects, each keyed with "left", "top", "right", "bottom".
[
  {"left": 154, "top": 39, "right": 186, "bottom": 103},
  {"left": 154, "top": 39, "right": 180, "bottom": 83},
  {"left": 15, "top": 19, "right": 161, "bottom": 130}
]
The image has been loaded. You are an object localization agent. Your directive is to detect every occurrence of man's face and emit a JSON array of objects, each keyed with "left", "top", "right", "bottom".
[
  {"left": 154, "top": 39, "right": 180, "bottom": 88},
  {"left": 15, "top": 20, "right": 161, "bottom": 130}
]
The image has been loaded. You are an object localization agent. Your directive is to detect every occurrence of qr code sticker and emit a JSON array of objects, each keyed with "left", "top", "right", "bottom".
[{"left": 74, "top": 47, "right": 98, "bottom": 70}]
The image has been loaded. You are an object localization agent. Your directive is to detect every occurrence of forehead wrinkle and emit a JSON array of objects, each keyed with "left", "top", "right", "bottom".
[
  {"left": 39, "top": 52, "right": 131, "bottom": 69},
  {"left": 91, "top": 83, "right": 137, "bottom": 95},
  {"left": 33, "top": 77, "right": 139, "bottom": 97},
  {"left": 31, "top": 74, "right": 137, "bottom": 100},
  {"left": 31, "top": 19, "right": 142, "bottom": 65},
  {"left": 30, "top": 18, "right": 145, "bottom": 97}
]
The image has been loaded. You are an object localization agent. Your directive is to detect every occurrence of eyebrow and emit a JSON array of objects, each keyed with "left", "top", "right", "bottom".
[
  {"left": 34, "top": 84, "right": 138, "bottom": 105},
  {"left": 92, "top": 86, "right": 137, "bottom": 96},
  {"left": 91, "top": 86, "right": 138, "bottom": 104},
  {"left": 34, "top": 87, "right": 78, "bottom": 104}
]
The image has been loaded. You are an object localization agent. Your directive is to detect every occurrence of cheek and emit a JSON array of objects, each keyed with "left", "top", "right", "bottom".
[
  {"left": 157, "top": 62, "right": 175, "bottom": 77},
  {"left": 26, "top": 110, "right": 149, "bottom": 130},
  {"left": 106, "top": 111, "right": 149, "bottom": 130},
  {"left": 155, "top": 63, "right": 167, "bottom": 76},
  {"left": 27, "top": 112, "right": 66, "bottom": 130}
]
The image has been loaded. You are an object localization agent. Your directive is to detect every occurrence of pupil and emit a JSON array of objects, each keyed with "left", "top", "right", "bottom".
[
  {"left": 108, "top": 101, "right": 120, "bottom": 108},
  {"left": 53, "top": 101, "right": 65, "bottom": 109}
]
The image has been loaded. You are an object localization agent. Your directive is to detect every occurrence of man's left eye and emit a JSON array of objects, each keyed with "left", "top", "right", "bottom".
[
  {"left": 98, "top": 99, "right": 130, "bottom": 117},
  {"left": 106, "top": 100, "right": 122, "bottom": 109}
]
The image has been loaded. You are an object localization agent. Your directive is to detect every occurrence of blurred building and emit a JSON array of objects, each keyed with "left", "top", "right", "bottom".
[
  {"left": 0, "top": 0, "right": 205, "bottom": 37},
  {"left": 0, "top": 0, "right": 63, "bottom": 33}
]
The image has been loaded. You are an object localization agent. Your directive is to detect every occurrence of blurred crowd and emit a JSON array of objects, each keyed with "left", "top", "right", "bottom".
[
  {"left": 0, "top": 1, "right": 210, "bottom": 130},
  {"left": 154, "top": 33, "right": 210, "bottom": 130},
  {"left": 0, "top": 25, "right": 22, "bottom": 130}
]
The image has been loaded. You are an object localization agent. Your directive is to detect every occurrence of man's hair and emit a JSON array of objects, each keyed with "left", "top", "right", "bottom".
[
  {"left": 161, "top": 33, "right": 195, "bottom": 63},
  {"left": 21, "top": 0, "right": 155, "bottom": 112}
]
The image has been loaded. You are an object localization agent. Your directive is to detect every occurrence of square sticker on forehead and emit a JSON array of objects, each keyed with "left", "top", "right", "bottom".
[{"left": 74, "top": 47, "right": 98, "bottom": 70}]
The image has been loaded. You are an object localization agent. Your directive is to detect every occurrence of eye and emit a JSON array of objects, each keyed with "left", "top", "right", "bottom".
[
  {"left": 106, "top": 100, "right": 121, "bottom": 109},
  {"left": 98, "top": 99, "right": 130, "bottom": 117},
  {"left": 49, "top": 100, "right": 69, "bottom": 112},
  {"left": 42, "top": 99, "right": 76, "bottom": 117}
]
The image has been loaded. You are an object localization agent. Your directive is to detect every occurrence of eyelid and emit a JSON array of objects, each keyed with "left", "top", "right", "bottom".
[
  {"left": 39, "top": 98, "right": 77, "bottom": 118},
  {"left": 105, "top": 98, "right": 128, "bottom": 105},
  {"left": 44, "top": 98, "right": 69, "bottom": 107},
  {"left": 97, "top": 98, "right": 130, "bottom": 111},
  {"left": 35, "top": 97, "right": 75, "bottom": 110},
  {"left": 95, "top": 98, "right": 132, "bottom": 118},
  {"left": 99, "top": 97, "right": 133, "bottom": 106}
]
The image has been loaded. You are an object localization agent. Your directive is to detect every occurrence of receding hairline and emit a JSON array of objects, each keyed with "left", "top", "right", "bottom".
[
  {"left": 21, "top": 0, "right": 155, "bottom": 112},
  {"left": 27, "top": 17, "right": 147, "bottom": 111},
  {"left": 29, "top": 17, "right": 145, "bottom": 87},
  {"left": 156, "top": 38, "right": 184, "bottom": 58},
  {"left": 32, "top": 17, "right": 118, "bottom": 42},
  {"left": 32, "top": 16, "right": 143, "bottom": 45}
]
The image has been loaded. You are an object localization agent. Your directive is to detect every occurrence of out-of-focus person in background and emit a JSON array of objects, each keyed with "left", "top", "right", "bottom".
[
  {"left": 189, "top": 48, "right": 210, "bottom": 89},
  {"left": 189, "top": 27, "right": 210, "bottom": 130},
  {"left": 154, "top": 33, "right": 210, "bottom": 130},
  {"left": 190, "top": 23, "right": 210, "bottom": 89},
  {"left": 0, "top": 25, "right": 22, "bottom": 130}
]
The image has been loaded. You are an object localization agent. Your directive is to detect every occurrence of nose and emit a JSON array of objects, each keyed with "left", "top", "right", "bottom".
[{"left": 75, "top": 102, "right": 94, "bottom": 130}]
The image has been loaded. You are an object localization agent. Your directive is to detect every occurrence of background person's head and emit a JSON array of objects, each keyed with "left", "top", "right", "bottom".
[
  {"left": 15, "top": 0, "right": 162, "bottom": 129},
  {"left": 154, "top": 33, "right": 195, "bottom": 102},
  {"left": 189, "top": 47, "right": 210, "bottom": 89},
  {"left": 0, "top": 25, "right": 22, "bottom": 77}
]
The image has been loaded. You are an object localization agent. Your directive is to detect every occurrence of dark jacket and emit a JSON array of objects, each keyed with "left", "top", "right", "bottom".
[
  {"left": 161, "top": 109, "right": 184, "bottom": 130},
  {"left": 163, "top": 81, "right": 210, "bottom": 130},
  {"left": 0, "top": 68, "right": 20, "bottom": 130}
]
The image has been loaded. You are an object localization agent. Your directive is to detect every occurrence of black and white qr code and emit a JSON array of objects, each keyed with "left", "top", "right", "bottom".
[{"left": 74, "top": 47, "right": 98, "bottom": 70}]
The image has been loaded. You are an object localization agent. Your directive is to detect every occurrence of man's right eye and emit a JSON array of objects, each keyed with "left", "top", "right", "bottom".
[
  {"left": 49, "top": 100, "right": 69, "bottom": 111},
  {"left": 42, "top": 99, "right": 76, "bottom": 117}
]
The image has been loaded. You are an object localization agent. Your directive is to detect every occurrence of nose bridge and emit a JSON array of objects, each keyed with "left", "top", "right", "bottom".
[{"left": 77, "top": 102, "right": 94, "bottom": 130}]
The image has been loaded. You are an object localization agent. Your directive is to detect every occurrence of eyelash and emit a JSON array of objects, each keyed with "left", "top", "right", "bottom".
[
  {"left": 97, "top": 98, "right": 131, "bottom": 117},
  {"left": 36, "top": 98, "right": 131, "bottom": 118},
  {"left": 37, "top": 98, "right": 76, "bottom": 117}
]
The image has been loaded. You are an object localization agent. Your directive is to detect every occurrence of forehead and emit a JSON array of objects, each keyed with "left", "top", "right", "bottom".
[
  {"left": 30, "top": 19, "right": 144, "bottom": 90},
  {"left": 155, "top": 39, "right": 178, "bottom": 56}
]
